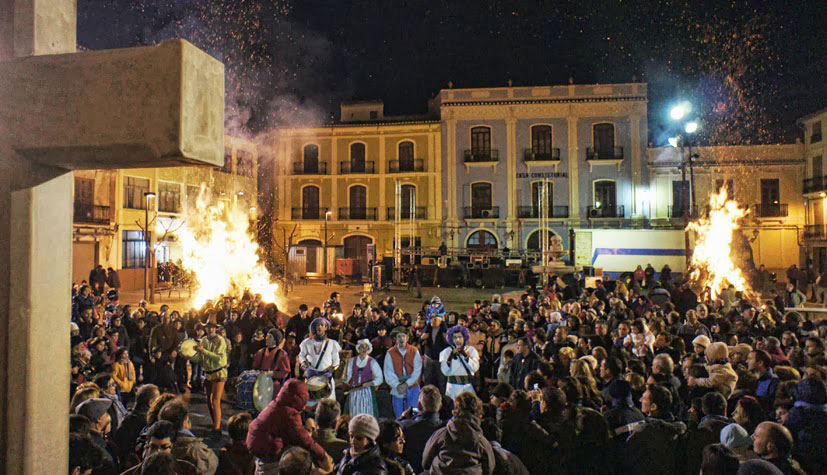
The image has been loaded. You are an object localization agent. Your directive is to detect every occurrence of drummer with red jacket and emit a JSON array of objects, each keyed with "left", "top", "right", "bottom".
[
  {"left": 252, "top": 328, "right": 291, "bottom": 395},
  {"left": 246, "top": 379, "right": 334, "bottom": 474}
]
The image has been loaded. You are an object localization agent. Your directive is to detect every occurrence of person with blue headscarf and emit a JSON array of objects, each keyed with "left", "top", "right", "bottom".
[{"left": 440, "top": 325, "right": 480, "bottom": 400}]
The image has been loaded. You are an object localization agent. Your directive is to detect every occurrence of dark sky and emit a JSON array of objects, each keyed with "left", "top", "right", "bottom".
[{"left": 78, "top": 0, "right": 827, "bottom": 144}]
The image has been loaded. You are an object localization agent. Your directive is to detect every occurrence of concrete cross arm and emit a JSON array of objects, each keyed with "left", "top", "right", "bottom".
[{"left": 0, "top": 39, "right": 224, "bottom": 170}]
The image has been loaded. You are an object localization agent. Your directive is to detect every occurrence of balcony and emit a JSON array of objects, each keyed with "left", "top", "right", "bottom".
[
  {"left": 586, "top": 146, "right": 624, "bottom": 160},
  {"left": 517, "top": 206, "right": 569, "bottom": 218},
  {"left": 803, "top": 176, "right": 827, "bottom": 194},
  {"left": 753, "top": 203, "right": 788, "bottom": 218},
  {"left": 804, "top": 225, "right": 827, "bottom": 239},
  {"left": 523, "top": 148, "right": 561, "bottom": 162},
  {"left": 463, "top": 149, "right": 499, "bottom": 163},
  {"left": 291, "top": 207, "right": 330, "bottom": 220},
  {"left": 587, "top": 205, "right": 625, "bottom": 218},
  {"left": 387, "top": 206, "right": 427, "bottom": 220},
  {"left": 292, "top": 161, "right": 328, "bottom": 175},
  {"left": 668, "top": 205, "right": 698, "bottom": 219},
  {"left": 388, "top": 159, "right": 425, "bottom": 173},
  {"left": 339, "top": 161, "right": 375, "bottom": 174},
  {"left": 338, "top": 207, "right": 377, "bottom": 220},
  {"left": 463, "top": 206, "right": 500, "bottom": 219},
  {"left": 74, "top": 203, "right": 112, "bottom": 225}
]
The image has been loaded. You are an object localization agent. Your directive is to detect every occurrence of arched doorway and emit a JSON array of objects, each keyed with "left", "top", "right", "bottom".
[
  {"left": 344, "top": 235, "right": 373, "bottom": 276},
  {"left": 467, "top": 230, "right": 498, "bottom": 250},
  {"left": 299, "top": 239, "right": 322, "bottom": 273},
  {"left": 526, "top": 229, "right": 557, "bottom": 251}
]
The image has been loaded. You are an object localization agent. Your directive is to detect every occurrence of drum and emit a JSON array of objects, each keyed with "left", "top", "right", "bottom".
[
  {"left": 179, "top": 339, "right": 198, "bottom": 359},
  {"left": 236, "top": 370, "right": 260, "bottom": 411},
  {"left": 252, "top": 372, "right": 275, "bottom": 411},
  {"left": 305, "top": 374, "right": 332, "bottom": 402}
]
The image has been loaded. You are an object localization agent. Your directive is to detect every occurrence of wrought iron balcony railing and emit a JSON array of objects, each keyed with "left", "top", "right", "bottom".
[
  {"left": 292, "top": 161, "right": 328, "bottom": 175},
  {"left": 516, "top": 205, "right": 569, "bottom": 218},
  {"left": 339, "top": 161, "right": 375, "bottom": 174},
  {"left": 586, "top": 205, "right": 625, "bottom": 218},
  {"left": 523, "top": 148, "right": 561, "bottom": 161},
  {"left": 388, "top": 159, "right": 425, "bottom": 173},
  {"left": 463, "top": 206, "right": 500, "bottom": 219},
  {"left": 387, "top": 206, "right": 427, "bottom": 220},
  {"left": 463, "top": 149, "right": 499, "bottom": 163},
  {"left": 586, "top": 146, "right": 624, "bottom": 161},
  {"left": 291, "top": 207, "right": 330, "bottom": 220},
  {"left": 338, "top": 207, "right": 377, "bottom": 220}
]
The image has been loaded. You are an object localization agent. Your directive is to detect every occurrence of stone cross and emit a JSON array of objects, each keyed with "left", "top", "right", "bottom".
[{"left": 0, "top": 1, "right": 225, "bottom": 473}]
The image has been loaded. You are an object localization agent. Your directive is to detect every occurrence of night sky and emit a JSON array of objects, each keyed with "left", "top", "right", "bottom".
[{"left": 78, "top": 0, "right": 826, "bottom": 144}]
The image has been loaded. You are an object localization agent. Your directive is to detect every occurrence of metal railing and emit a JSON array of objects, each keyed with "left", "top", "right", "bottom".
[
  {"left": 668, "top": 205, "right": 698, "bottom": 219},
  {"left": 516, "top": 206, "right": 569, "bottom": 218},
  {"left": 753, "top": 203, "right": 788, "bottom": 218},
  {"left": 74, "top": 203, "right": 111, "bottom": 224},
  {"left": 291, "top": 207, "right": 330, "bottom": 220},
  {"left": 338, "top": 207, "right": 377, "bottom": 220},
  {"left": 388, "top": 159, "right": 425, "bottom": 173},
  {"left": 292, "top": 161, "right": 328, "bottom": 175},
  {"left": 586, "top": 146, "right": 624, "bottom": 161},
  {"left": 387, "top": 206, "right": 427, "bottom": 220},
  {"left": 586, "top": 205, "right": 625, "bottom": 218},
  {"left": 804, "top": 225, "right": 827, "bottom": 239},
  {"left": 803, "top": 176, "right": 827, "bottom": 194},
  {"left": 523, "top": 148, "right": 561, "bottom": 161},
  {"left": 339, "top": 161, "right": 375, "bottom": 174},
  {"left": 463, "top": 206, "right": 500, "bottom": 219},
  {"left": 463, "top": 149, "right": 499, "bottom": 163}
]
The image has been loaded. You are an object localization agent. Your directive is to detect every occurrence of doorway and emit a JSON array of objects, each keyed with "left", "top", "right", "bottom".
[{"left": 344, "top": 235, "right": 373, "bottom": 276}]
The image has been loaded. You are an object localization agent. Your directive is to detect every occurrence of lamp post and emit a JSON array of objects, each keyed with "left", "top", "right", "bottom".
[
  {"left": 143, "top": 191, "right": 156, "bottom": 301},
  {"left": 324, "top": 210, "right": 332, "bottom": 283},
  {"left": 669, "top": 102, "right": 699, "bottom": 267}
]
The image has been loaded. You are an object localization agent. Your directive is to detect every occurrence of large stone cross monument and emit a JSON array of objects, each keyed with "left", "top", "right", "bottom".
[{"left": 0, "top": 1, "right": 225, "bottom": 473}]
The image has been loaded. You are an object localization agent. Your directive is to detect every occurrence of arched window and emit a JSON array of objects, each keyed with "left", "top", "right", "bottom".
[
  {"left": 398, "top": 141, "right": 414, "bottom": 171},
  {"left": 301, "top": 186, "right": 320, "bottom": 219},
  {"left": 527, "top": 229, "right": 555, "bottom": 251},
  {"left": 470, "top": 126, "right": 491, "bottom": 157},
  {"left": 349, "top": 185, "right": 367, "bottom": 219},
  {"left": 400, "top": 184, "right": 416, "bottom": 219},
  {"left": 467, "top": 230, "right": 497, "bottom": 249},
  {"left": 303, "top": 144, "right": 319, "bottom": 173},
  {"left": 531, "top": 125, "right": 552, "bottom": 155},
  {"left": 350, "top": 143, "right": 366, "bottom": 173},
  {"left": 593, "top": 124, "right": 615, "bottom": 159}
]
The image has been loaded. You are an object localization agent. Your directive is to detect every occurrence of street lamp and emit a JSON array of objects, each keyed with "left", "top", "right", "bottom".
[
  {"left": 324, "top": 210, "right": 332, "bottom": 283},
  {"left": 143, "top": 191, "right": 156, "bottom": 301},
  {"left": 669, "top": 102, "right": 700, "bottom": 266}
]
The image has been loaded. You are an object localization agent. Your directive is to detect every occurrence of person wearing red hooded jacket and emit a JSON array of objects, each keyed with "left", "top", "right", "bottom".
[{"left": 246, "top": 379, "right": 334, "bottom": 474}]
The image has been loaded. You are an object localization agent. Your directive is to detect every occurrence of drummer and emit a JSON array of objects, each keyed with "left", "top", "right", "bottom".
[
  {"left": 252, "top": 328, "right": 291, "bottom": 394},
  {"left": 344, "top": 339, "right": 383, "bottom": 417},
  {"left": 299, "top": 318, "right": 341, "bottom": 407},
  {"left": 191, "top": 321, "right": 228, "bottom": 434}
]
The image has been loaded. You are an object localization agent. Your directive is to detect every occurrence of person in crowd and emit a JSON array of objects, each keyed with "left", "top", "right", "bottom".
[
  {"left": 335, "top": 414, "right": 388, "bottom": 474},
  {"left": 509, "top": 337, "right": 539, "bottom": 391},
  {"left": 299, "top": 317, "right": 342, "bottom": 407},
  {"left": 158, "top": 399, "right": 218, "bottom": 475},
  {"left": 749, "top": 348, "right": 781, "bottom": 413},
  {"left": 76, "top": 398, "right": 117, "bottom": 475},
  {"left": 190, "top": 321, "right": 228, "bottom": 434},
  {"left": 422, "top": 391, "right": 495, "bottom": 474},
  {"left": 688, "top": 342, "right": 739, "bottom": 398},
  {"left": 113, "top": 384, "right": 159, "bottom": 467},
  {"left": 398, "top": 385, "right": 445, "bottom": 474},
  {"left": 111, "top": 348, "right": 136, "bottom": 403},
  {"left": 69, "top": 432, "right": 104, "bottom": 475},
  {"left": 782, "top": 378, "right": 827, "bottom": 474},
  {"left": 479, "top": 418, "right": 529, "bottom": 475},
  {"left": 246, "top": 379, "right": 334, "bottom": 474},
  {"left": 345, "top": 339, "right": 384, "bottom": 417},
  {"left": 376, "top": 419, "right": 415, "bottom": 475},
  {"left": 751, "top": 421, "right": 806, "bottom": 475},
  {"left": 120, "top": 420, "right": 199, "bottom": 475},
  {"left": 252, "top": 327, "right": 291, "bottom": 393},
  {"left": 383, "top": 327, "right": 423, "bottom": 418},
  {"left": 314, "top": 398, "right": 350, "bottom": 465},
  {"left": 720, "top": 423, "right": 759, "bottom": 463},
  {"left": 93, "top": 373, "right": 128, "bottom": 433},
  {"left": 217, "top": 412, "right": 254, "bottom": 475},
  {"left": 440, "top": 325, "right": 480, "bottom": 399},
  {"left": 622, "top": 384, "right": 687, "bottom": 475}
]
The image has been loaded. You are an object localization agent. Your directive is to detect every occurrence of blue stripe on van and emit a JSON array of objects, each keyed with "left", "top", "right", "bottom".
[{"left": 591, "top": 248, "right": 686, "bottom": 265}]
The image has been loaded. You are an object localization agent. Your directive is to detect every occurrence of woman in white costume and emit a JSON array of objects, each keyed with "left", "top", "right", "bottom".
[{"left": 344, "top": 339, "right": 384, "bottom": 417}]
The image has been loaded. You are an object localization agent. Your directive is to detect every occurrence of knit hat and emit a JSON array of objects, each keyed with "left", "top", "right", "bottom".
[
  {"left": 720, "top": 423, "right": 751, "bottom": 449},
  {"left": 267, "top": 328, "right": 284, "bottom": 347},
  {"left": 430, "top": 296, "right": 442, "bottom": 305},
  {"left": 348, "top": 414, "right": 380, "bottom": 441},
  {"left": 76, "top": 398, "right": 112, "bottom": 422},
  {"left": 793, "top": 378, "right": 827, "bottom": 405},
  {"left": 692, "top": 335, "right": 711, "bottom": 348},
  {"left": 705, "top": 342, "right": 729, "bottom": 362}
]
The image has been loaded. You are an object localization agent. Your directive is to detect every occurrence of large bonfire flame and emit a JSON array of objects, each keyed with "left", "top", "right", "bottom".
[
  {"left": 166, "top": 185, "right": 280, "bottom": 308},
  {"left": 687, "top": 189, "right": 754, "bottom": 300}
]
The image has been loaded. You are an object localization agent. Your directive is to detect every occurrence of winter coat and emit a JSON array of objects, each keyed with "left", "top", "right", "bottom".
[
  {"left": 489, "top": 441, "right": 529, "bottom": 475},
  {"left": 693, "top": 362, "right": 738, "bottom": 398},
  {"left": 497, "top": 407, "right": 553, "bottom": 475},
  {"left": 173, "top": 430, "right": 219, "bottom": 475},
  {"left": 400, "top": 412, "right": 445, "bottom": 474},
  {"left": 217, "top": 440, "right": 254, "bottom": 475},
  {"left": 621, "top": 415, "right": 687, "bottom": 475},
  {"left": 111, "top": 408, "right": 147, "bottom": 468},
  {"left": 335, "top": 445, "right": 389, "bottom": 475},
  {"left": 112, "top": 359, "right": 136, "bottom": 393},
  {"left": 784, "top": 379, "right": 827, "bottom": 475},
  {"left": 245, "top": 379, "right": 327, "bottom": 463},
  {"left": 422, "top": 415, "right": 496, "bottom": 475}
]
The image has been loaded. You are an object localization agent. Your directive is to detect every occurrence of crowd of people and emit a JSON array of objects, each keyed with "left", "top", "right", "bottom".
[{"left": 67, "top": 266, "right": 827, "bottom": 474}]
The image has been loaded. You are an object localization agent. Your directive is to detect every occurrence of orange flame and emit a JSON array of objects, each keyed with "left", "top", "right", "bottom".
[
  {"left": 171, "top": 185, "right": 280, "bottom": 308},
  {"left": 687, "top": 189, "right": 753, "bottom": 300}
]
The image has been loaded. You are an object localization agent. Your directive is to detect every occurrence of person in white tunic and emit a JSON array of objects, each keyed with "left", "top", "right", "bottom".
[
  {"left": 344, "top": 339, "right": 383, "bottom": 417},
  {"left": 299, "top": 317, "right": 341, "bottom": 407},
  {"left": 440, "top": 325, "right": 480, "bottom": 400}
]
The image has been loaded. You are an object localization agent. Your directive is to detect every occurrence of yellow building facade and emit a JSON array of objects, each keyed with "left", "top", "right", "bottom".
[
  {"left": 72, "top": 135, "right": 258, "bottom": 290},
  {"left": 262, "top": 102, "right": 442, "bottom": 277}
]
